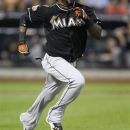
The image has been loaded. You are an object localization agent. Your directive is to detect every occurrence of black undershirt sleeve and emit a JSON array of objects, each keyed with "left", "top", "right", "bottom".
[
  {"left": 19, "top": 13, "right": 30, "bottom": 42},
  {"left": 19, "top": 13, "right": 30, "bottom": 27}
]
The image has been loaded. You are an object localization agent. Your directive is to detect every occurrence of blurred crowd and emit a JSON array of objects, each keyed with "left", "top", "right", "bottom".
[
  {"left": 83, "top": 21, "right": 130, "bottom": 68},
  {"left": 0, "top": 0, "right": 129, "bottom": 14},
  {"left": 0, "top": 0, "right": 130, "bottom": 68},
  {"left": 82, "top": 0, "right": 129, "bottom": 14}
]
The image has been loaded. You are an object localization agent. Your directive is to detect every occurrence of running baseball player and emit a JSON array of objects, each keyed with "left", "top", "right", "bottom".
[{"left": 18, "top": 0, "right": 102, "bottom": 130}]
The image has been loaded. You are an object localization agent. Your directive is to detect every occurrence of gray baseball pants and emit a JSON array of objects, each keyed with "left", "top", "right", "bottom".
[{"left": 20, "top": 53, "right": 85, "bottom": 130}]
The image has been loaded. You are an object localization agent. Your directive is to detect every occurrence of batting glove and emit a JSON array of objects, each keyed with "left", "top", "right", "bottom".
[{"left": 18, "top": 41, "right": 30, "bottom": 55}]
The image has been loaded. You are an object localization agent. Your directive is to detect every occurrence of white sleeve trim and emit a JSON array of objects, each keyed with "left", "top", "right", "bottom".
[
  {"left": 42, "top": 5, "right": 49, "bottom": 7},
  {"left": 28, "top": 8, "right": 32, "bottom": 22}
]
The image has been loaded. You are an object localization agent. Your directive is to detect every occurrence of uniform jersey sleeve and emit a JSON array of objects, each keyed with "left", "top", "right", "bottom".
[{"left": 27, "top": 5, "right": 49, "bottom": 23}]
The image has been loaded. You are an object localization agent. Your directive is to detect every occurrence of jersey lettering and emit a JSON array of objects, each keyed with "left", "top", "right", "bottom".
[
  {"left": 68, "top": 18, "right": 76, "bottom": 27},
  {"left": 53, "top": 17, "right": 64, "bottom": 29},
  {"left": 50, "top": 16, "right": 86, "bottom": 30}
]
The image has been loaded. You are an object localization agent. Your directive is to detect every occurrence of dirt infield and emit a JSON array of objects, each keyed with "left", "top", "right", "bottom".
[
  {"left": 1, "top": 78, "right": 130, "bottom": 83},
  {"left": 0, "top": 68, "right": 130, "bottom": 83},
  {"left": 1, "top": 77, "right": 130, "bottom": 84}
]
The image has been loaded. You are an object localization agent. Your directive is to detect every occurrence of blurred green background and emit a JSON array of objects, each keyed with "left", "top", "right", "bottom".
[{"left": 0, "top": 82, "right": 130, "bottom": 130}]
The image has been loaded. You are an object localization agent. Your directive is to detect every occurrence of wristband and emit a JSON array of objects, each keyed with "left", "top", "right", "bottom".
[{"left": 19, "top": 32, "right": 26, "bottom": 43}]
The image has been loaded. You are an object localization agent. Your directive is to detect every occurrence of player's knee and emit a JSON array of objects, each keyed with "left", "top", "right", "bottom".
[
  {"left": 71, "top": 75, "right": 85, "bottom": 88},
  {"left": 77, "top": 75, "right": 85, "bottom": 87}
]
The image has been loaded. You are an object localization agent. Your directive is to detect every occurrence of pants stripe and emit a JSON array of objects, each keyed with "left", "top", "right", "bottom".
[{"left": 46, "top": 56, "right": 71, "bottom": 122}]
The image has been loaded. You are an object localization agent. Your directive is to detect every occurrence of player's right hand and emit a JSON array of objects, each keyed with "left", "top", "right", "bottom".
[
  {"left": 18, "top": 42, "right": 29, "bottom": 55},
  {"left": 73, "top": 7, "right": 89, "bottom": 20}
]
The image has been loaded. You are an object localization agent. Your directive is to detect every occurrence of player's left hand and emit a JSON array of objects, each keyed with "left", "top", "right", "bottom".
[
  {"left": 73, "top": 7, "right": 89, "bottom": 20},
  {"left": 18, "top": 42, "right": 30, "bottom": 55}
]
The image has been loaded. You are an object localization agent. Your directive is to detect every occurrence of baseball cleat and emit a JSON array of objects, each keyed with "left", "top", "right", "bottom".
[
  {"left": 22, "top": 126, "right": 32, "bottom": 130},
  {"left": 22, "top": 126, "right": 28, "bottom": 130},
  {"left": 20, "top": 113, "right": 33, "bottom": 130},
  {"left": 47, "top": 122, "right": 63, "bottom": 130}
]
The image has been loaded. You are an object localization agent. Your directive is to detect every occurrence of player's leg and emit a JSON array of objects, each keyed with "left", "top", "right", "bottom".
[
  {"left": 42, "top": 53, "right": 85, "bottom": 124},
  {"left": 20, "top": 74, "right": 66, "bottom": 130}
]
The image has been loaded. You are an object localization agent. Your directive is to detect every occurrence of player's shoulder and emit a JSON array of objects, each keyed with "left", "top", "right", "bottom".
[
  {"left": 37, "top": 4, "right": 50, "bottom": 10},
  {"left": 29, "top": 4, "right": 50, "bottom": 12},
  {"left": 41, "top": 3, "right": 59, "bottom": 12},
  {"left": 31, "top": 4, "right": 57, "bottom": 10},
  {"left": 31, "top": 4, "right": 58, "bottom": 14},
  {"left": 41, "top": 4, "right": 57, "bottom": 9}
]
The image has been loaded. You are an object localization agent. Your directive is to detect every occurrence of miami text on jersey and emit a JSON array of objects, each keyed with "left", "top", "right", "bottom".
[{"left": 50, "top": 16, "right": 86, "bottom": 30}]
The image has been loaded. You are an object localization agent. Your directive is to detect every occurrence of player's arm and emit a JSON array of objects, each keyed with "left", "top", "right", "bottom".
[
  {"left": 88, "top": 19, "right": 102, "bottom": 40},
  {"left": 18, "top": 5, "right": 48, "bottom": 55},
  {"left": 18, "top": 13, "right": 29, "bottom": 55},
  {"left": 81, "top": 6, "right": 102, "bottom": 40}
]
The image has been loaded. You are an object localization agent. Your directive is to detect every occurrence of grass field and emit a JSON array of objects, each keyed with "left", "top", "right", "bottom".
[{"left": 0, "top": 82, "right": 130, "bottom": 130}]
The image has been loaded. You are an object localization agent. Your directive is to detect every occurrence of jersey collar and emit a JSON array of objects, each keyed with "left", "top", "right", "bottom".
[{"left": 56, "top": 1, "right": 76, "bottom": 11}]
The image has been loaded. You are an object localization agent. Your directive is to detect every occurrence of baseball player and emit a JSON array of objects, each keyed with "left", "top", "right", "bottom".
[{"left": 18, "top": 0, "right": 102, "bottom": 130}]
